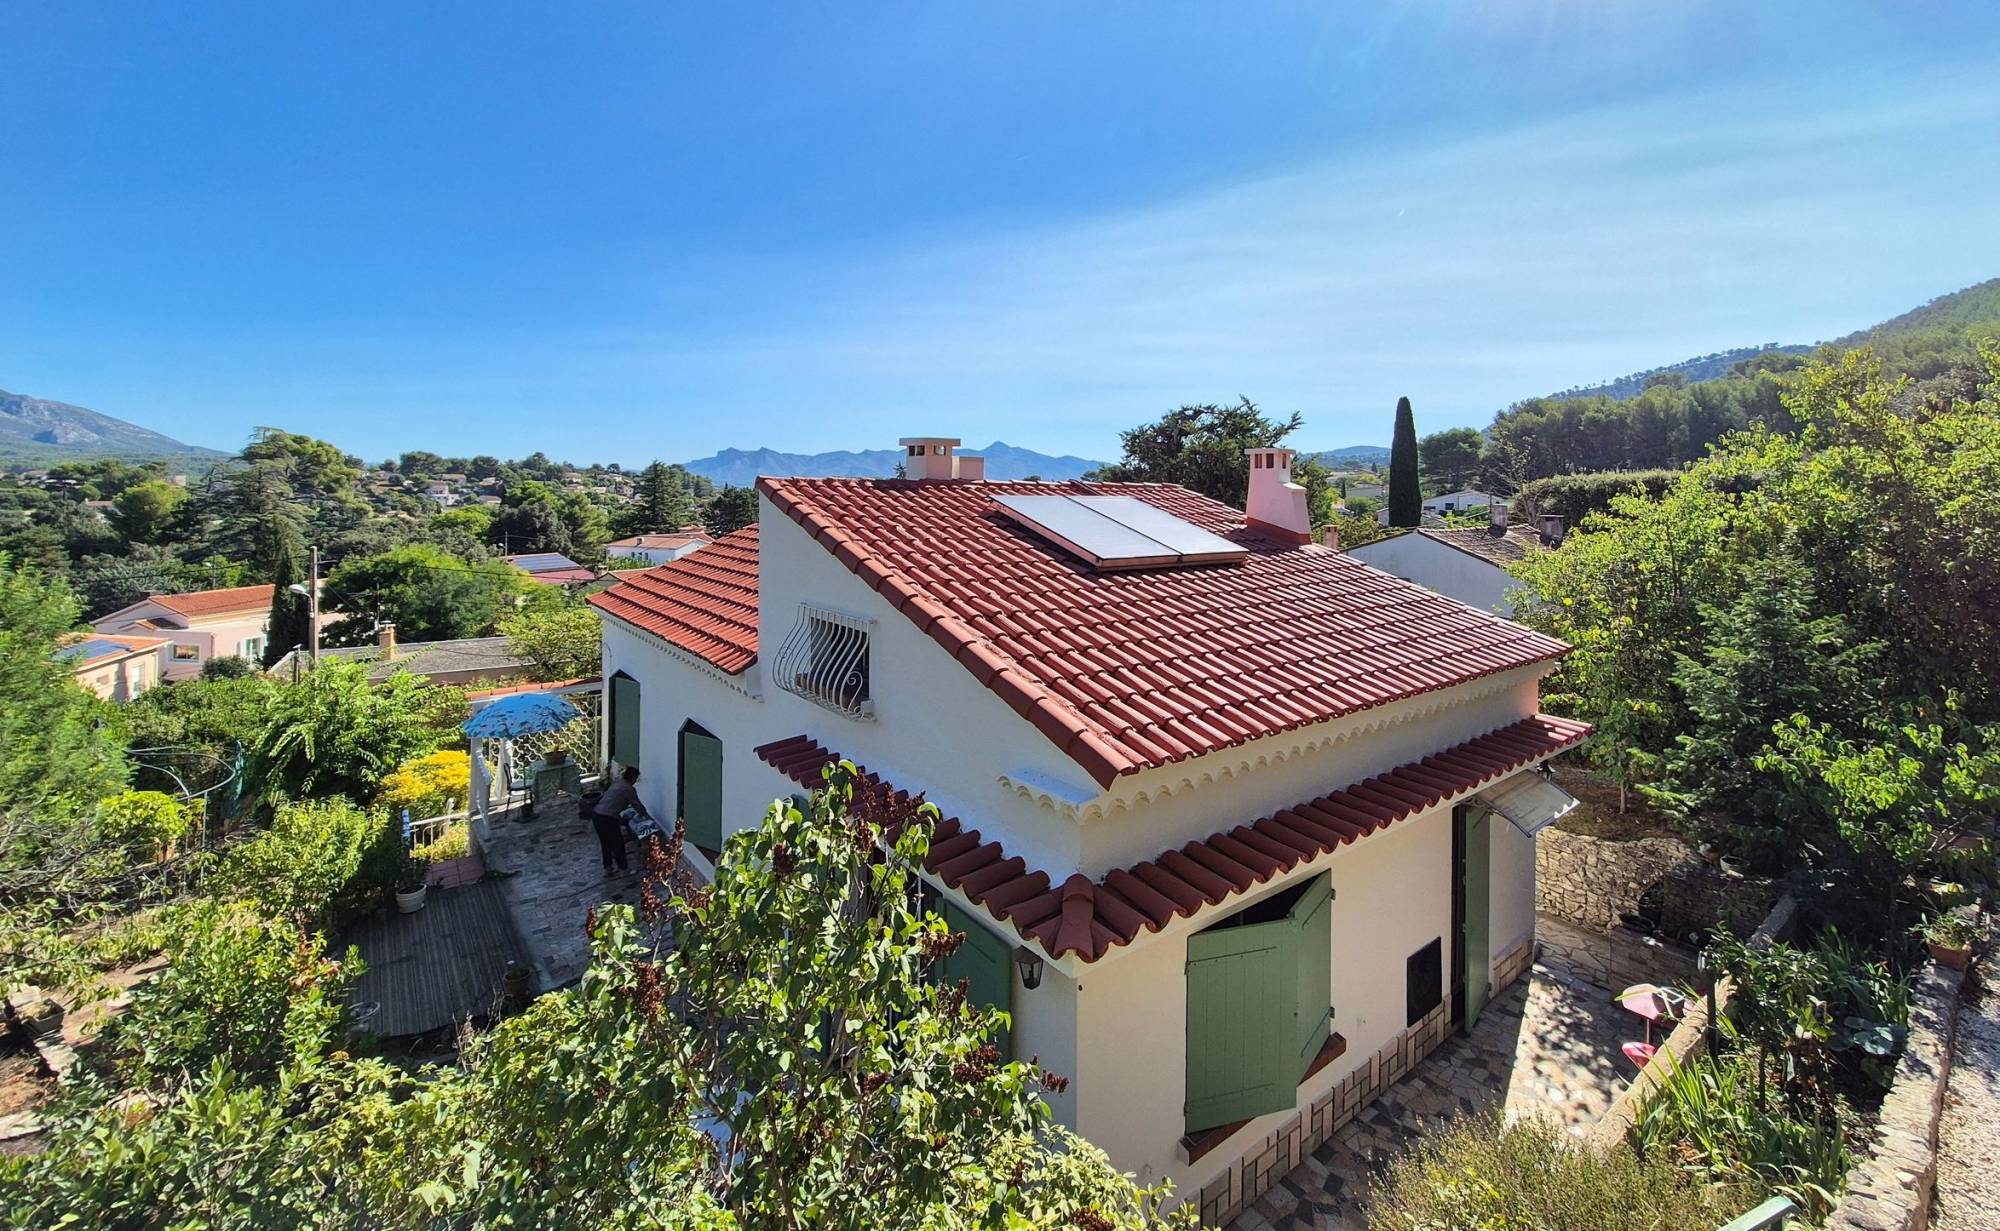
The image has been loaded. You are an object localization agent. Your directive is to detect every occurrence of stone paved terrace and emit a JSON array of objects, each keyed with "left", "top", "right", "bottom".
[
  {"left": 1934, "top": 947, "right": 1999, "bottom": 1231},
  {"left": 475, "top": 795, "right": 650, "bottom": 991},
  {"left": 1229, "top": 917, "right": 1651, "bottom": 1231}
]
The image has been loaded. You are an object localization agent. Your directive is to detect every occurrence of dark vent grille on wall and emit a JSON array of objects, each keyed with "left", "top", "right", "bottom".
[{"left": 1407, "top": 938, "right": 1443, "bottom": 1027}]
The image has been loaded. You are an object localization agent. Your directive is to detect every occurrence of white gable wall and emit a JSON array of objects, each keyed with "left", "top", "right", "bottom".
[
  {"left": 1346, "top": 533, "right": 1522, "bottom": 615},
  {"left": 755, "top": 496, "right": 1089, "bottom": 878}
]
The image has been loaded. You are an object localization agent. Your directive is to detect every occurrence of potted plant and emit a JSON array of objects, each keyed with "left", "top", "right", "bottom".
[
  {"left": 543, "top": 747, "right": 568, "bottom": 766},
  {"left": 18, "top": 995, "right": 65, "bottom": 1039},
  {"left": 1922, "top": 914, "right": 1980, "bottom": 970},
  {"left": 395, "top": 855, "right": 430, "bottom": 914}
]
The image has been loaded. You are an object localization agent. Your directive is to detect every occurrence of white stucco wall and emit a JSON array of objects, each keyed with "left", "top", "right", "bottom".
[
  {"left": 1346, "top": 534, "right": 1522, "bottom": 615},
  {"left": 1074, "top": 801, "right": 1458, "bottom": 1195}
]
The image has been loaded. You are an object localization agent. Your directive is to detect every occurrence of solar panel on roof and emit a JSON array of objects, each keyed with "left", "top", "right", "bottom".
[
  {"left": 992, "top": 493, "right": 1248, "bottom": 570},
  {"left": 57, "top": 638, "right": 137, "bottom": 663},
  {"left": 1069, "top": 496, "right": 1246, "bottom": 559}
]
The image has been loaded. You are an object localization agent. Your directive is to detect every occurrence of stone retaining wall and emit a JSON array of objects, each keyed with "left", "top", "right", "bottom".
[
  {"left": 1195, "top": 934, "right": 1537, "bottom": 1226},
  {"left": 1535, "top": 828, "right": 1690, "bottom": 931},
  {"left": 1823, "top": 960, "right": 1968, "bottom": 1231}
]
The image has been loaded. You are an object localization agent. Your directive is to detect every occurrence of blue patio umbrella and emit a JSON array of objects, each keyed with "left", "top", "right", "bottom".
[{"left": 464, "top": 692, "right": 582, "bottom": 739}]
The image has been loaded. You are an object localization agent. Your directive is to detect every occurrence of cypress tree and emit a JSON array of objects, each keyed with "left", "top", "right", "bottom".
[{"left": 1388, "top": 396, "right": 1421, "bottom": 528}]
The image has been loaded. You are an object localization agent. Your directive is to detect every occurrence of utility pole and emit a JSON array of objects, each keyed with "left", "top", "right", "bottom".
[{"left": 308, "top": 545, "right": 321, "bottom": 667}]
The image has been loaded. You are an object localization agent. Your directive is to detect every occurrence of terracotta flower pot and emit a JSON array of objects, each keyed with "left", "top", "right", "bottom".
[
  {"left": 1928, "top": 940, "right": 1971, "bottom": 971},
  {"left": 543, "top": 749, "right": 568, "bottom": 766}
]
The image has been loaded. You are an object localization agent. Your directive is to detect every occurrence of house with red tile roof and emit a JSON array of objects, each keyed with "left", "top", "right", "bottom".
[
  {"left": 92, "top": 584, "right": 281, "bottom": 680},
  {"left": 604, "top": 528, "right": 712, "bottom": 566},
  {"left": 1345, "top": 511, "right": 1558, "bottom": 616},
  {"left": 585, "top": 438, "right": 1585, "bottom": 1224}
]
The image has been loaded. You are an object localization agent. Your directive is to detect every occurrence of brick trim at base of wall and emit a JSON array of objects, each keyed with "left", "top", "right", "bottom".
[{"left": 1196, "top": 934, "right": 1537, "bottom": 1226}]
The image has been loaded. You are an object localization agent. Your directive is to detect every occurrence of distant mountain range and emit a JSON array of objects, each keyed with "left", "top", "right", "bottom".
[
  {"left": 676, "top": 441, "right": 1108, "bottom": 486},
  {"left": 0, "top": 388, "right": 224, "bottom": 464}
]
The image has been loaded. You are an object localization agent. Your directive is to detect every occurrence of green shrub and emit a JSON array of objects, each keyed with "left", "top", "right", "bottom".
[
  {"left": 1635, "top": 1052, "right": 1849, "bottom": 1219},
  {"left": 94, "top": 790, "right": 198, "bottom": 862},
  {"left": 216, "top": 797, "right": 402, "bottom": 927},
  {"left": 101, "top": 900, "right": 358, "bottom": 1089},
  {"left": 1370, "top": 1115, "right": 1737, "bottom": 1231}
]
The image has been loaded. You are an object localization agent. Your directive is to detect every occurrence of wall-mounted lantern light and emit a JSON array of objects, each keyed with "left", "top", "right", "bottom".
[{"left": 1014, "top": 946, "right": 1045, "bottom": 990}]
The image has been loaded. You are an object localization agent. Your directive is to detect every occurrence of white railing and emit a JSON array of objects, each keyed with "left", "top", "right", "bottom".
[{"left": 403, "top": 802, "right": 466, "bottom": 848}]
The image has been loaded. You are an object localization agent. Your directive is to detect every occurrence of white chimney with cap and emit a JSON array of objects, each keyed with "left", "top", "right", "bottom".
[
  {"left": 1245, "top": 447, "right": 1311, "bottom": 543},
  {"left": 898, "top": 437, "right": 985, "bottom": 481}
]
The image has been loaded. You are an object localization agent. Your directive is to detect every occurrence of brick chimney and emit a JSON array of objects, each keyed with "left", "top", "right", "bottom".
[
  {"left": 1245, "top": 447, "right": 1311, "bottom": 544},
  {"left": 1321, "top": 524, "right": 1342, "bottom": 551},
  {"left": 1490, "top": 502, "right": 1510, "bottom": 536},
  {"left": 1538, "top": 514, "right": 1565, "bottom": 545},
  {"left": 377, "top": 622, "right": 397, "bottom": 662}
]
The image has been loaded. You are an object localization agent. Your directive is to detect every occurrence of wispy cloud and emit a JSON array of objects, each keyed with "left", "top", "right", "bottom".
[{"left": 618, "top": 63, "right": 2000, "bottom": 451}]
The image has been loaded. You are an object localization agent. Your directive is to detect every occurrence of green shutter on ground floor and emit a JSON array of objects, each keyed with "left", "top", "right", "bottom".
[
  {"left": 610, "top": 674, "right": 642, "bottom": 769},
  {"left": 1184, "top": 872, "right": 1334, "bottom": 1134},
  {"left": 939, "top": 899, "right": 1013, "bottom": 1057},
  {"left": 1294, "top": 874, "right": 1334, "bottom": 1070},
  {"left": 679, "top": 727, "right": 723, "bottom": 853}
]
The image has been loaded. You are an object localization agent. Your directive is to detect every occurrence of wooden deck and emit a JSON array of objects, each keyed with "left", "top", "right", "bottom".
[{"left": 345, "top": 880, "right": 528, "bottom": 1038}]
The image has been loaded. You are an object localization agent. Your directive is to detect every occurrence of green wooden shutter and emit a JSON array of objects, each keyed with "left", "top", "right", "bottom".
[
  {"left": 1185, "top": 916, "right": 1296, "bottom": 1132},
  {"left": 1463, "top": 808, "right": 1491, "bottom": 1028},
  {"left": 1293, "top": 874, "right": 1334, "bottom": 1071},
  {"left": 939, "top": 900, "right": 1013, "bottom": 1057},
  {"left": 610, "top": 674, "right": 642, "bottom": 769},
  {"left": 679, "top": 728, "right": 724, "bottom": 853}
]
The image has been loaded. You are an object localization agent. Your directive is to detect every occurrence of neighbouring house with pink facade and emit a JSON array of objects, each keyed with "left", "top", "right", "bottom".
[
  {"left": 58, "top": 632, "right": 169, "bottom": 702},
  {"left": 92, "top": 584, "right": 278, "bottom": 680}
]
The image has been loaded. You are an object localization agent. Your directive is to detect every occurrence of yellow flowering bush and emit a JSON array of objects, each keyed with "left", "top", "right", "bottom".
[{"left": 375, "top": 750, "right": 471, "bottom": 821}]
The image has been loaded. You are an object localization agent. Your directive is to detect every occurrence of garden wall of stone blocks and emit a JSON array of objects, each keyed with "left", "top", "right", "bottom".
[
  {"left": 1194, "top": 934, "right": 1536, "bottom": 1226},
  {"left": 1535, "top": 827, "right": 1690, "bottom": 930},
  {"left": 1536, "top": 826, "right": 1779, "bottom": 945},
  {"left": 1823, "top": 960, "right": 1967, "bottom": 1231}
]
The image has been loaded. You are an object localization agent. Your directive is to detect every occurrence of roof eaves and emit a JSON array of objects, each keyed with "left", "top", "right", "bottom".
[{"left": 756, "top": 713, "right": 1591, "bottom": 962}]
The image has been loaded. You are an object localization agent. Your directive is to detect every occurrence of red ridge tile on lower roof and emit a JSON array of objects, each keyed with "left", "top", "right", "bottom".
[{"left": 750, "top": 713, "right": 1589, "bottom": 961}]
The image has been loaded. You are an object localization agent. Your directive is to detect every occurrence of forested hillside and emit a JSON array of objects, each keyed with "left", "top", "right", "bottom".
[{"left": 1483, "top": 277, "right": 2000, "bottom": 490}]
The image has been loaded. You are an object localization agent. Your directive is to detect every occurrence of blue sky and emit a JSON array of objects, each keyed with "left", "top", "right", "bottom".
[{"left": 4, "top": 3, "right": 1999, "bottom": 464}]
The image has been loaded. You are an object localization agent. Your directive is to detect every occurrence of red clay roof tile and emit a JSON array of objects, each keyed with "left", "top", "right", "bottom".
[
  {"left": 756, "top": 713, "right": 1589, "bottom": 961},
  {"left": 757, "top": 477, "right": 1569, "bottom": 787},
  {"left": 587, "top": 526, "right": 759, "bottom": 674},
  {"left": 149, "top": 584, "right": 276, "bottom": 618}
]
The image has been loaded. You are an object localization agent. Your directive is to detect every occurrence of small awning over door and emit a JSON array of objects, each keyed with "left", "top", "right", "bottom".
[{"left": 1474, "top": 770, "right": 1579, "bottom": 837}]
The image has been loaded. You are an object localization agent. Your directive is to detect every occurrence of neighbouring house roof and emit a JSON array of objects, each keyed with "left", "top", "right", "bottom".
[
  {"left": 587, "top": 526, "right": 759, "bottom": 673},
  {"left": 505, "top": 552, "right": 584, "bottom": 573},
  {"left": 1391, "top": 525, "right": 1547, "bottom": 568},
  {"left": 757, "top": 713, "right": 1591, "bottom": 962},
  {"left": 146, "top": 584, "right": 276, "bottom": 620},
  {"left": 271, "top": 635, "right": 530, "bottom": 683},
  {"left": 757, "top": 477, "right": 1570, "bottom": 786},
  {"left": 606, "top": 532, "right": 712, "bottom": 550},
  {"left": 56, "top": 633, "right": 170, "bottom": 670}
]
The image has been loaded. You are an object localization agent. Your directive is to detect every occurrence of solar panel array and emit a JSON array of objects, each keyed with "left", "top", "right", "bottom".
[
  {"left": 992, "top": 493, "right": 1248, "bottom": 570},
  {"left": 57, "top": 638, "right": 142, "bottom": 663}
]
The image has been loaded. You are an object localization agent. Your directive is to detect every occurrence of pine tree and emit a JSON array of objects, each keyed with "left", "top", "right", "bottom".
[
  {"left": 1388, "top": 396, "right": 1422, "bottom": 528},
  {"left": 620, "top": 461, "right": 696, "bottom": 535}
]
